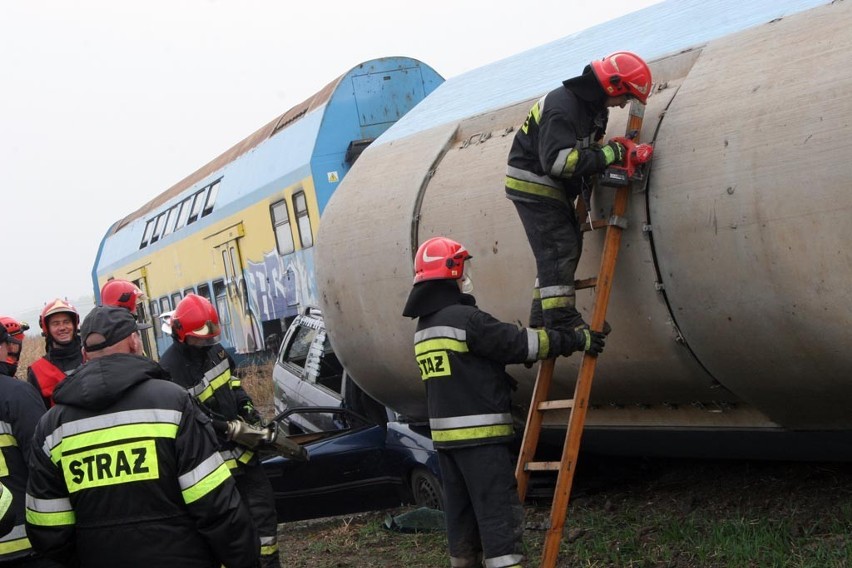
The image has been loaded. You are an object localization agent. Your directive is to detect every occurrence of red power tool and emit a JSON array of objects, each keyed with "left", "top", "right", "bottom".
[{"left": 599, "top": 133, "right": 654, "bottom": 187}]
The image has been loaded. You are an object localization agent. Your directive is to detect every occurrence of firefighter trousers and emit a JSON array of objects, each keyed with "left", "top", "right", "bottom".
[
  {"left": 438, "top": 444, "right": 524, "bottom": 568},
  {"left": 234, "top": 463, "right": 280, "bottom": 568},
  {"left": 513, "top": 198, "right": 585, "bottom": 332}
]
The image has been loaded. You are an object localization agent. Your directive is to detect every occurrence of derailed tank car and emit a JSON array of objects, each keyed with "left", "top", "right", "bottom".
[{"left": 315, "top": 0, "right": 852, "bottom": 459}]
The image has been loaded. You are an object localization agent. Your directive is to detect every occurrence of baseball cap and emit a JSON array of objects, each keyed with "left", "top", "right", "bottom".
[{"left": 81, "top": 306, "right": 153, "bottom": 352}]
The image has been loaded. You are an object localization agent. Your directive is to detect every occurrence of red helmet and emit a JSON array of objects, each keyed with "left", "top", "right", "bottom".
[
  {"left": 171, "top": 294, "right": 221, "bottom": 343},
  {"left": 0, "top": 316, "right": 28, "bottom": 341},
  {"left": 414, "top": 237, "right": 471, "bottom": 284},
  {"left": 39, "top": 299, "right": 80, "bottom": 336},
  {"left": 101, "top": 279, "right": 146, "bottom": 314},
  {"left": 591, "top": 51, "right": 652, "bottom": 104}
]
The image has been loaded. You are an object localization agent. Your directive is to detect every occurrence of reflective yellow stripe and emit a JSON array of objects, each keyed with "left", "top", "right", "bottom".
[
  {"left": 0, "top": 435, "right": 16, "bottom": 448},
  {"left": 50, "top": 423, "right": 178, "bottom": 464},
  {"left": 26, "top": 509, "right": 76, "bottom": 527},
  {"left": 542, "top": 297, "right": 572, "bottom": 310},
  {"left": 237, "top": 450, "right": 254, "bottom": 465},
  {"left": 505, "top": 177, "right": 568, "bottom": 203},
  {"left": 261, "top": 544, "right": 279, "bottom": 555},
  {"left": 182, "top": 461, "right": 231, "bottom": 504},
  {"left": 562, "top": 148, "right": 580, "bottom": 175},
  {"left": 0, "top": 536, "right": 30, "bottom": 554},
  {"left": 63, "top": 439, "right": 159, "bottom": 493},
  {"left": 230, "top": 378, "right": 241, "bottom": 388},
  {"left": 0, "top": 452, "right": 7, "bottom": 477},
  {"left": 431, "top": 424, "right": 514, "bottom": 443},
  {"left": 414, "top": 338, "right": 467, "bottom": 356},
  {"left": 224, "top": 458, "right": 238, "bottom": 470},
  {"left": 196, "top": 370, "right": 232, "bottom": 403},
  {"left": 0, "top": 484, "right": 11, "bottom": 518},
  {"left": 536, "top": 330, "right": 550, "bottom": 359}
]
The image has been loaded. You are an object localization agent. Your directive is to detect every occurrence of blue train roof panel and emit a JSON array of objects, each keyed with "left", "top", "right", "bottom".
[{"left": 379, "top": 0, "right": 830, "bottom": 145}]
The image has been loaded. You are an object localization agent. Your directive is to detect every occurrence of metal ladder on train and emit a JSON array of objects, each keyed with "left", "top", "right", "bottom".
[{"left": 514, "top": 101, "right": 647, "bottom": 568}]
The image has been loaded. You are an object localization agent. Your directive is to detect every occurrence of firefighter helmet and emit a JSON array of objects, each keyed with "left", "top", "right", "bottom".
[
  {"left": 591, "top": 51, "right": 652, "bottom": 104},
  {"left": 171, "top": 294, "right": 221, "bottom": 343},
  {"left": 101, "top": 279, "right": 146, "bottom": 314},
  {"left": 0, "top": 317, "right": 28, "bottom": 341},
  {"left": 38, "top": 299, "right": 80, "bottom": 336},
  {"left": 413, "top": 237, "right": 472, "bottom": 284}
]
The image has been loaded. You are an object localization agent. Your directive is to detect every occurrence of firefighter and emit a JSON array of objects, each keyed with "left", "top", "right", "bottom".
[
  {"left": 403, "top": 237, "right": 606, "bottom": 568},
  {"left": 100, "top": 279, "right": 145, "bottom": 314},
  {"left": 159, "top": 294, "right": 281, "bottom": 568},
  {"left": 0, "top": 323, "right": 58, "bottom": 567},
  {"left": 505, "top": 51, "right": 652, "bottom": 332},
  {"left": 25, "top": 306, "right": 259, "bottom": 568},
  {"left": 0, "top": 317, "right": 29, "bottom": 377},
  {"left": 27, "top": 299, "right": 83, "bottom": 408}
]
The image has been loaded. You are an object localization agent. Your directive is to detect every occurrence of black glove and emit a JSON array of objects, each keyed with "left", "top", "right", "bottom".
[
  {"left": 557, "top": 329, "right": 606, "bottom": 356},
  {"left": 602, "top": 140, "right": 626, "bottom": 166},
  {"left": 575, "top": 329, "right": 606, "bottom": 355}
]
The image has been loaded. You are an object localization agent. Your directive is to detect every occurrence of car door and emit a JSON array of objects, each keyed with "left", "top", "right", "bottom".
[{"left": 262, "top": 408, "right": 406, "bottom": 522}]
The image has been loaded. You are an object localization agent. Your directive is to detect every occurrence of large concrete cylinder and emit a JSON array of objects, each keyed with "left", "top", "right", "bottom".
[{"left": 316, "top": 2, "right": 852, "bottom": 432}]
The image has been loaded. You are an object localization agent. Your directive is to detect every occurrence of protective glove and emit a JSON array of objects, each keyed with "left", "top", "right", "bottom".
[
  {"left": 601, "top": 140, "right": 626, "bottom": 166},
  {"left": 557, "top": 329, "right": 606, "bottom": 356},
  {"left": 574, "top": 329, "right": 606, "bottom": 355}
]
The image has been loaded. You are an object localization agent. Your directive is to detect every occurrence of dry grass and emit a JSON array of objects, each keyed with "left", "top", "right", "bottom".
[{"left": 15, "top": 336, "right": 45, "bottom": 380}]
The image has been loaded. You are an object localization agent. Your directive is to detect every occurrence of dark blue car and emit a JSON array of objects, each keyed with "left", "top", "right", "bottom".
[{"left": 262, "top": 406, "right": 443, "bottom": 522}]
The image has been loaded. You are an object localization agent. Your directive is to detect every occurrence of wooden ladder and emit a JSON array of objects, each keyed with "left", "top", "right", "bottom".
[{"left": 515, "top": 101, "right": 646, "bottom": 568}]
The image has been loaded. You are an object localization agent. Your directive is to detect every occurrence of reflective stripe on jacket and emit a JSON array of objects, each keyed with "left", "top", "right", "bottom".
[
  {"left": 25, "top": 354, "right": 259, "bottom": 568},
  {"left": 414, "top": 301, "right": 559, "bottom": 449},
  {"left": 505, "top": 85, "right": 607, "bottom": 204}
]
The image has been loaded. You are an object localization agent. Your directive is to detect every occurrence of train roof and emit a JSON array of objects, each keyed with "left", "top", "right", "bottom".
[
  {"left": 111, "top": 75, "right": 340, "bottom": 234},
  {"left": 379, "top": 0, "right": 831, "bottom": 145}
]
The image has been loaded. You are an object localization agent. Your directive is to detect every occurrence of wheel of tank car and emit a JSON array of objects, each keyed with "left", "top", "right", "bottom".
[{"left": 410, "top": 468, "right": 443, "bottom": 510}]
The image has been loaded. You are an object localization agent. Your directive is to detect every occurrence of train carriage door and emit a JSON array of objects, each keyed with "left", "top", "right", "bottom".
[
  {"left": 206, "top": 222, "right": 261, "bottom": 354},
  {"left": 125, "top": 273, "right": 158, "bottom": 360}
]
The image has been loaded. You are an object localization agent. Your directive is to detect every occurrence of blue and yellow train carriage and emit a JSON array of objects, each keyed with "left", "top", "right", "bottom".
[{"left": 91, "top": 57, "right": 443, "bottom": 358}]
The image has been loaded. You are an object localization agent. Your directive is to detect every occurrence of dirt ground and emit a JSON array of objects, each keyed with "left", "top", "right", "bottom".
[{"left": 274, "top": 456, "right": 852, "bottom": 567}]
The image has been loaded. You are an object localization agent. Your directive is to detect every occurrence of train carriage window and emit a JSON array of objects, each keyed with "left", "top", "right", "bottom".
[
  {"left": 197, "top": 283, "right": 211, "bottom": 301},
  {"left": 149, "top": 213, "right": 166, "bottom": 244},
  {"left": 140, "top": 219, "right": 155, "bottom": 249},
  {"left": 187, "top": 189, "right": 207, "bottom": 225},
  {"left": 183, "top": 286, "right": 195, "bottom": 297},
  {"left": 159, "top": 297, "right": 171, "bottom": 314},
  {"left": 293, "top": 191, "right": 313, "bottom": 248},
  {"left": 171, "top": 292, "right": 182, "bottom": 308},
  {"left": 202, "top": 181, "right": 219, "bottom": 217},
  {"left": 174, "top": 198, "right": 191, "bottom": 230},
  {"left": 270, "top": 200, "right": 294, "bottom": 255},
  {"left": 161, "top": 207, "right": 176, "bottom": 238}
]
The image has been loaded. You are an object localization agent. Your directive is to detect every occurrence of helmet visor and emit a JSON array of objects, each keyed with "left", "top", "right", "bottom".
[{"left": 190, "top": 320, "right": 221, "bottom": 339}]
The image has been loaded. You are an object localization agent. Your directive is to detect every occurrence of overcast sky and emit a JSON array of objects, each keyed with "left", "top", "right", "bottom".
[{"left": 1, "top": 0, "right": 662, "bottom": 319}]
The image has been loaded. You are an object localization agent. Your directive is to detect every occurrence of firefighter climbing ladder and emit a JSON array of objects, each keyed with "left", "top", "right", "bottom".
[{"left": 515, "top": 101, "right": 647, "bottom": 568}]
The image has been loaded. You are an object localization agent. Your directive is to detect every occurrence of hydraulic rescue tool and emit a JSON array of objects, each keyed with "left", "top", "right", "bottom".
[
  {"left": 226, "top": 419, "right": 309, "bottom": 461},
  {"left": 598, "top": 132, "right": 654, "bottom": 187}
]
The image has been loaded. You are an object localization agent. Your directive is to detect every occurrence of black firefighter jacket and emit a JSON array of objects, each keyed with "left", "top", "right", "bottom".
[
  {"left": 25, "top": 353, "right": 259, "bottom": 568},
  {"left": 159, "top": 341, "right": 260, "bottom": 470},
  {"left": 411, "top": 289, "right": 572, "bottom": 449},
  {"left": 0, "top": 372, "right": 45, "bottom": 561},
  {"left": 505, "top": 84, "right": 608, "bottom": 205}
]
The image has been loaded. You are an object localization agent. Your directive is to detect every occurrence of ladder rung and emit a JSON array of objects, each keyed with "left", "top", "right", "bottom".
[
  {"left": 525, "top": 461, "right": 561, "bottom": 472},
  {"left": 574, "top": 277, "right": 597, "bottom": 290},
  {"left": 537, "top": 399, "right": 573, "bottom": 411}
]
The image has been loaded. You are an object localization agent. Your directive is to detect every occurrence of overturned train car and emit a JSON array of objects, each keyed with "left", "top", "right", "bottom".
[{"left": 316, "top": 0, "right": 852, "bottom": 459}]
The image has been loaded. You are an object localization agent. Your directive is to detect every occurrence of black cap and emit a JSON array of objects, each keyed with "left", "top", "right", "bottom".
[{"left": 81, "top": 306, "right": 153, "bottom": 352}]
